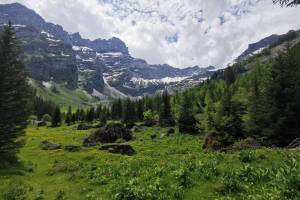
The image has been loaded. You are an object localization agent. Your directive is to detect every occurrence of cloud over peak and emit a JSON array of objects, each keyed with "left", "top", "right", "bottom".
[{"left": 1, "top": 0, "right": 300, "bottom": 68}]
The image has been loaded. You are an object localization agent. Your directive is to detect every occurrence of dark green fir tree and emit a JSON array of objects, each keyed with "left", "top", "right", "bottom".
[
  {"left": 52, "top": 106, "right": 62, "bottom": 127},
  {"left": 159, "top": 90, "right": 175, "bottom": 127},
  {"left": 0, "top": 22, "right": 32, "bottom": 163},
  {"left": 178, "top": 92, "right": 198, "bottom": 134}
]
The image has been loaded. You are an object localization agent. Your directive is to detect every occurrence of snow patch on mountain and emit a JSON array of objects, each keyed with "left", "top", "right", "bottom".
[
  {"left": 131, "top": 76, "right": 188, "bottom": 86},
  {"left": 72, "top": 46, "right": 93, "bottom": 52},
  {"left": 42, "top": 81, "right": 52, "bottom": 89},
  {"left": 101, "top": 52, "right": 123, "bottom": 57},
  {"left": 46, "top": 38, "right": 61, "bottom": 43},
  {"left": 41, "top": 30, "right": 54, "bottom": 38}
]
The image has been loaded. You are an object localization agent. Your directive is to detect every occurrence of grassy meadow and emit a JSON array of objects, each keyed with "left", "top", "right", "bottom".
[{"left": 0, "top": 125, "right": 299, "bottom": 200}]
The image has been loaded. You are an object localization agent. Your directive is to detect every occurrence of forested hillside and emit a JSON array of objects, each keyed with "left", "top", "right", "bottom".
[{"left": 104, "top": 34, "right": 300, "bottom": 149}]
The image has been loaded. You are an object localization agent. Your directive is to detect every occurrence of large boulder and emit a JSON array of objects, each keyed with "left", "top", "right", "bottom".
[
  {"left": 34, "top": 120, "right": 46, "bottom": 127},
  {"left": 41, "top": 141, "right": 62, "bottom": 150},
  {"left": 83, "top": 137, "right": 98, "bottom": 147},
  {"left": 232, "top": 138, "right": 262, "bottom": 150},
  {"left": 143, "top": 119, "right": 156, "bottom": 127},
  {"left": 131, "top": 126, "right": 141, "bottom": 132},
  {"left": 99, "top": 144, "right": 135, "bottom": 156},
  {"left": 84, "top": 123, "right": 132, "bottom": 146},
  {"left": 167, "top": 128, "right": 175, "bottom": 136},
  {"left": 150, "top": 134, "right": 157, "bottom": 140},
  {"left": 64, "top": 145, "right": 81, "bottom": 152},
  {"left": 77, "top": 123, "right": 93, "bottom": 130}
]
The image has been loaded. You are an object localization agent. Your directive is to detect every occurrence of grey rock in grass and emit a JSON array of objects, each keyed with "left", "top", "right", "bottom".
[
  {"left": 99, "top": 144, "right": 135, "bottom": 156},
  {"left": 167, "top": 128, "right": 175, "bottom": 136},
  {"left": 41, "top": 140, "right": 62, "bottom": 150},
  {"left": 64, "top": 145, "right": 81, "bottom": 152},
  {"left": 84, "top": 123, "right": 132, "bottom": 146},
  {"left": 77, "top": 123, "right": 93, "bottom": 130},
  {"left": 131, "top": 126, "right": 141, "bottom": 132},
  {"left": 150, "top": 134, "right": 157, "bottom": 140}
]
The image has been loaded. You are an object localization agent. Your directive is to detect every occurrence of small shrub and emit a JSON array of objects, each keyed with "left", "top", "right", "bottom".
[
  {"left": 232, "top": 138, "right": 261, "bottom": 150},
  {"left": 238, "top": 150, "right": 259, "bottom": 163},
  {"left": 194, "top": 160, "right": 220, "bottom": 180},
  {"left": 217, "top": 171, "right": 244, "bottom": 194},
  {"left": 55, "top": 190, "right": 65, "bottom": 200},
  {"left": 173, "top": 167, "right": 192, "bottom": 188},
  {"left": 42, "top": 114, "right": 52, "bottom": 123},
  {"left": 113, "top": 177, "right": 178, "bottom": 200},
  {"left": 3, "top": 184, "right": 27, "bottom": 200},
  {"left": 34, "top": 190, "right": 44, "bottom": 200}
]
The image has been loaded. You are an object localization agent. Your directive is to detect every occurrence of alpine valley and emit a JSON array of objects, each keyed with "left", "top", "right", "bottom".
[{"left": 0, "top": 3, "right": 297, "bottom": 106}]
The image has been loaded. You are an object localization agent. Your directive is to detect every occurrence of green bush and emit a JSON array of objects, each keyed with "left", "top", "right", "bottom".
[
  {"left": 238, "top": 150, "right": 259, "bottom": 163},
  {"left": 2, "top": 184, "right": 27, "bottom": 200},
  {"left": 217, "top": 171, "right": 245, "bottom": 194},
  {"left": 42, "top": 114, "right": 52, "bottom": 123}
]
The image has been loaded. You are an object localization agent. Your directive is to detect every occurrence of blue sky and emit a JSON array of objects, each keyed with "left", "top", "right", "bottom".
[{"left": 1, "top": 0, "right": 300, "bottom": 68}]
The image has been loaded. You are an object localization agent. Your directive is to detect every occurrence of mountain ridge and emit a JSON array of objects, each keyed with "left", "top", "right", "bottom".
[
  {"left": 0, "top": 2, "right": 297, "bottom": 103},
  {"left": 0, "top": 2, "right": 215, "bottom": 100}
]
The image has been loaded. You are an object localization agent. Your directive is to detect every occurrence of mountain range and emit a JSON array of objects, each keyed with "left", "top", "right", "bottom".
[{"left": 0, "top": 3, "right": 296, "bottom": 101}]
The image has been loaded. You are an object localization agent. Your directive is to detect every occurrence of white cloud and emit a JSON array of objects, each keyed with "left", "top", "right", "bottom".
[{"left": 1, "top": 0, "right": 300, "bottom": 68}]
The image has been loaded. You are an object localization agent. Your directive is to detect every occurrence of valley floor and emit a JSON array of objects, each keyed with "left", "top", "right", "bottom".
[{"left": 0, "top": 125, "right": 299, "bottom": 200}]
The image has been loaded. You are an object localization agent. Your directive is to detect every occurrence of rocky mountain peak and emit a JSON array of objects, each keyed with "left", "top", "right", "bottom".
[{"left": 0, "top": 3, "right": 129, "bottom": 54}]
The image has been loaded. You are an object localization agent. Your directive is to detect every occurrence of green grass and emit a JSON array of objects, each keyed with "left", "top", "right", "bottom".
[
  {"left": 31, "top": 80, "right": 99, "bottom": 108},
  {"left": 0, "top": 125, "right": 299, "bottom": 200}
]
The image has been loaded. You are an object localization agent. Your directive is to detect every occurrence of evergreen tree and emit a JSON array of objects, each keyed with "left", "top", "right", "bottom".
[
  {"left": 136, "top": 99, "right": 144, "bottom": 121},
  {"left": 214, "top": 85, "right": 244, "bottom": 146},
  {"left": 86, "top": 107, "right": 95, "bottom": 122},
  {"left": 0, "top": 23, "right": 32, "bottom": 163},
  {"left": 144, "top": 95, "right": 154, "bottom": 111},
  {"left": 123, "top": 98, "right": 136, "bottom": 125},
  {"left": 33, "top": 97, "right": 56, "bottom": 120},
  {"left": 159, "top": 90, "right": 175, "bottom": 127},
  {"left": 204, "top": 89, "right": 216, "bottom": 132},
  {"left": 100, "top": 112, "right": 107, "bottom": 125},
  {"left": 245, "top": 65, "right": 268, "bottom": 138},
  {"left": 51, "top": 106, "right": 61, "bottom": 127},
  {"left": 79, "top": 109, "right": 86, "bottom": 121},
  {"left": 262, "top": 44, "right": 300, "bottom": 146},
  {"left": 178, "top": 92, "right": 198, "bottom": 134},
  {"left": 95, "top": 104, "right": 102, "bottom": 119},
  {"left": 205, "top": 68, "right": 244, "bottom": 148},
  {"left": 71, "top": 113, "right": 77, "bottom": 124},
  {"left": 65, "top": 106, "right": 72, "bottom": 126},
  {"left": 111, "top": 99, "right": 123, "bottom": 120}
]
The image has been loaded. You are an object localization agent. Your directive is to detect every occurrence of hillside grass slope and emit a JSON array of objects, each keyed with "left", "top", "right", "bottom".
[{"left": 0, "top": 125, "right": 299, "bottom": 200}]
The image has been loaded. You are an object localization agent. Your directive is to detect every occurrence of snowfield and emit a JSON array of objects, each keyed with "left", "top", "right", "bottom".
[
  {"left": 72, "top": 46, "right": 92, "bottom": 52},
  {"left": 130, "top": 76, "right": 188, "bottom": 86}
]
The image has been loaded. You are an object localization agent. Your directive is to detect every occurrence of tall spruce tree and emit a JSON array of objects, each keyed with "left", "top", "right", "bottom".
[
  {"left": 0, "top": 23, "right": 32, "bottom": 163},
  {"left": 136, "top": 99, "right": 144, "bottom": 121},
  {"left": 245, "top": 65, "right": 269, "bottom": 138},
  {"left": 178, "top": 92, "right": 198, "bottom": 134},
  {"left": 159, "top": 90, "right": 175, "bottom": 127},
  {"left": 122, "top": 98, "right": 136, "bottom": 125},
  {"left": 111, "top": 99, "right": 123, "bottom": 120},
  {"left": 261, "top": 44, "right": 300, "bottom": 146},
  {"left": 51, "top": 106, "right": 61, "bottom": 127},
  {"left": 95, "top": 104, "right": 102, "bottom": 119},
  {"left": 86, "top": 107, "right": 95, "bottom": 122},
  {"left": 65, "top": 106, "right": 72, "bottom": 126},
  {"left": 206, "top": 68, "right": 244, "bottom": 147}
]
